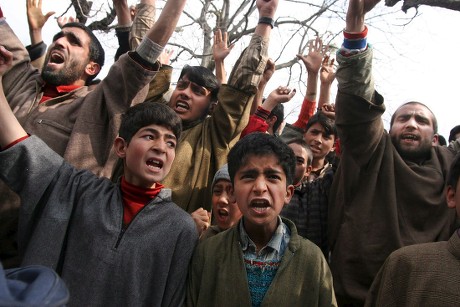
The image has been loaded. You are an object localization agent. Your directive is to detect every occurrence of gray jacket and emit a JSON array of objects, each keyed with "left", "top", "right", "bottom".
[{"left": 0, "top": 137, "right": 198, "bottom": 307}]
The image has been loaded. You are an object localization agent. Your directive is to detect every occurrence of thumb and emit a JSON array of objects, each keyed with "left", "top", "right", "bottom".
[{"left": 44, "top": 11, "right": 55, "bottom": 21}]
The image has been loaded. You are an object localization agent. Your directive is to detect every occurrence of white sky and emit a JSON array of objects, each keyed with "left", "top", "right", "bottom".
[{"left": 2, "top": 1, "right": 459, "bottom": 139}]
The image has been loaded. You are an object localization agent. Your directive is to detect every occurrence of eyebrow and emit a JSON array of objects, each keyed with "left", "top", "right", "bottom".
[
  {"left": 52, "top": 31, "right": 83, "bottom": 46},
  {"left": 143, "top": 127, "right": 177, "bottom": 141}
]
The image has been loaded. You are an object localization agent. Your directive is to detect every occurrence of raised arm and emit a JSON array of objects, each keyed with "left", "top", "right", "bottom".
[
  {"left": 251, "top": 58, "right": 275, "bottom": 115},
  {"left": 227, "top": 0, "right": 278, "bottom": 94},
  {"left": 291, "top": 37, "right": 325, "bottom": 129},
  {"left": 213, "top": 29, "right": 234, "bottom": 85},
  {"left": 26, "top": 0, "right": 54, "bottom": 46},
  {"left": 0, "top": 46, "right": 27, "bottom": 149},
  {"left": 318, "top": 55, "right": 336, "bottom": 120},
  {"left": 131, "top": 0, "right": 156, "bottom": 50},
  {"left": 26, "top": 0, "right": 54, "bottom": 69}
]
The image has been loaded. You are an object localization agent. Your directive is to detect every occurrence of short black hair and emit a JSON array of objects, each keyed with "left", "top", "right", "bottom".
[
  {"left": 119, "top": 102, "right": 182, "bottom": 144},
  {"left": 269, "top": 103, "right": 284, "bottom": 134},
  {"left": 438, "top": 135, "right": 447, "bottom": 146},
  {"left": 227, "top": 133, "right": 296, "bottom": 186},
  {"left": 61, "top": 22, "right": 105, "bottom": 82},
  {"left": 305, "top": 112, "right": 337, "bottom": 138},
  {"left": 447, "top": 153, "right": 460, "bottom": 191},
  {"left": 179, "top": 65, "right": 220, "bottom": 103},
  {"left": 390, "top": 101, "right": 438, "bottom": 134},
  {"left": 449, "top": 125, "right": 460, "bottom": 143}
]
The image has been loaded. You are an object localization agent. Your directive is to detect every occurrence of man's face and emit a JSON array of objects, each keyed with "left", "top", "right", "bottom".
[
  {"left": 115, "top": 124, "right": 177, "bottom": 189},
  {"left": 231, "top": 154, "right": 293, "bottom": 236},
  {"left": 168, "top": 75, "right": 213, "bottom": 124},
  {"left": 303, "top": 123, "right": 335, "bottom": 161},
  {"left": 212, "top": 179, "right": 242, "bottom": 230},
  {"left": 41, "top": 27, "right": 91, "bottom": 86},
  {"left": 389, "top": 104, "right": 437, "bottom": 162},
  {"left": 288, "top": 143, "right": 311, "bottom": 185}
]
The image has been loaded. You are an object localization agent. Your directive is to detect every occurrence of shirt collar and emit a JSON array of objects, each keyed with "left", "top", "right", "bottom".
[{"left": 239, "top": 216, "right": 287, "bottom": 254}]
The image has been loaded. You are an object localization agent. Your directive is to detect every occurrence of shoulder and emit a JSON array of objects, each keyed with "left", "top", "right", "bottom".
[{"left": 386, "top": 241, "right": 449, "bottom": 268}]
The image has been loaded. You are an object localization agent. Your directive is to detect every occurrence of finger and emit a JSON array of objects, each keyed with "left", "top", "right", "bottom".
[
  {"left": 287, "top": 88, "right": 296, "bottom": 99},
  {"left": 222, "top": 31, "right": 228, "bottom": 45}
]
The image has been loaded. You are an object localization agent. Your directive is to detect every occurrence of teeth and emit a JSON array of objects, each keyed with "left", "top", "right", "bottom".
[
  {"left": 176, "top": 102, "right": 189, "bottom": 110},
  {"left": 50, "top": 52, "right": 64, "bottom": 64},
  {"left": 218, "top": 209, "right": 228, "bottom": 217},
  {"left": 147, "top": 159, "right": 162, "bottom": 169}
]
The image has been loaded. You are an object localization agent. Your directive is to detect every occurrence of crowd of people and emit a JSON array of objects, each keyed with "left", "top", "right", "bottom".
[{"left": 0, "top": 0, "right": 459, "bottom": 306}]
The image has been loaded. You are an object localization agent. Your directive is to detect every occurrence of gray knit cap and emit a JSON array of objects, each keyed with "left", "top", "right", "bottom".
[{"left": 211, "top": 164, "right": 230, "bottom": 190}]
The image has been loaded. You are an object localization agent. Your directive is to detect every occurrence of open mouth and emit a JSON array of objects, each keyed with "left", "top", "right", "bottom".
[
  {"left": 217, "top": 208, "right": 229, "bottom": 218},
  {"left": 250, "top": 199, "right": 270, "bottom": 213},
  {"left": 49, "top": 51, "right": 65, "bottom": 64},
  {"left": 401, "top": 134, "right": 419, "bottom": 142},
  {"left": 146, "top": 158, "right": 163, "bottom": 170},
  {"left": 175, "top": 101, "right": 190, "bottom": 112}
]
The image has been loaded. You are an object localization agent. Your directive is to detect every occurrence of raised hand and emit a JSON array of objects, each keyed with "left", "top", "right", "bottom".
[
  {"left": 27, "top": 0, "right": 55, "bottom": 44},
  {"left": 256, "top": 0, "right": 279, "bottom": 18},
  {"left": 320, "top": 55, "right": 336, "bottom": 85},
  {"left": 191, "top": 208, "right": 211, "bottom": 236},
  {"left": 158, "top": 48, "right": 174, "bottom": 65},
  {"left": 56, "top": 16, "right": 79, "bottom": 29},
  {"left": 262, "top": 86, "right": 296, "bottom": 111},
  {"left": 213, "top": 29, "right": 234, "bottom": 64},
  {"left": 260, "top": 58, "right": 275, "bottom": 86},
  {"left": 297, "top": 37, "right": 326, "bottom": 74}
]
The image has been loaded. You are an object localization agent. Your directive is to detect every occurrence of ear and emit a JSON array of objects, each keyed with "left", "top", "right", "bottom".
[
  {"left": 114, "top": 137, "right": 128, "bottom": 159},
  {"left": 266, "top": 115, "right": 277, "bottom": 127},
  {"left": 283, "top": 184, "right": 295, "bottom": 206},
  {"left": 304, "top": 165, "right": 313, "bottom": 178},
  {"left": 208, "top": 101, "right": 218, "bottom": 114},
  {"left": 85, "top": 61, "right": 101, "bottom": 77},
  {"left": 229, "top": 186, "right": 237, "bottom": 204},
  {"left": 432, "top": 133, "right": 439, "bottom": 146},
  {"left": 446, "top": 185, "right": 456, "bottom": 209}
]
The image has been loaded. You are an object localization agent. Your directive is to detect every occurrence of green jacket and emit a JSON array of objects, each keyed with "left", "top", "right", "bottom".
[{"left": 186, "top": 218, "right": 337, "bottom": 307}]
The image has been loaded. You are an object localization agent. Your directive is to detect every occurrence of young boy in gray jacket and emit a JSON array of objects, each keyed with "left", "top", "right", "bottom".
[{"left": 0, "top": 46, "right": 197, "bottom": 306}]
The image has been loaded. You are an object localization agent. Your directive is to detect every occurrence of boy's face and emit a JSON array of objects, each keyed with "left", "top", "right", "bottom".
[
  {"left": 447, "top": 178, "right": 460, "bottom": 218},
  {"left": 114, "top": 124, "right": 177, "bottom": 188},
  {"left": 169, "top": 75, "right": 213, "bottom": 124},
  {"left": 232, "top": 154, "right": 294, "bottom": 235},
  {"left": 288, "top": 143, "right": 312, "bottom": 185},
  {"left": 212, "top": 179, "right": 242, "bottom": 230},
  {"left": 303, "top": 123, "right": 335, "bottom": 161}
]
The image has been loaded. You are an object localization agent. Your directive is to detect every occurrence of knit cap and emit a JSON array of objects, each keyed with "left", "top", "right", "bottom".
[{"left": 211, "top": 164, "right": 230, "bottom": 190}]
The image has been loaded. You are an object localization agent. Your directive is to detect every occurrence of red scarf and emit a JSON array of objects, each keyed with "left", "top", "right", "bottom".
[
  {"left": 121, "top": 177, "right": 163, "bottom": 226},
  {"left": 40, "top": 84, "right": 81, "bottom": 103}
]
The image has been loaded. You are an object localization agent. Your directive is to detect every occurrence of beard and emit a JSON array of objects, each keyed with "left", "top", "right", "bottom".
[
  {"left": 391, "top": 134, "right": 433, "bottom": 163},
  {"left": 41, "top": 54, "right": 87, "bottom": 86}
]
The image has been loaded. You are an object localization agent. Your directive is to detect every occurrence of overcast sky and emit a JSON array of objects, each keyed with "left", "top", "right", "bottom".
[{"left": 2, "top": 1, "right": 459, "bottom": 139}]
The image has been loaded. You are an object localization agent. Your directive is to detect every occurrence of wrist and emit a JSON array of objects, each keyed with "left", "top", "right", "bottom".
[{"left": 258, "top": 17, "right": 275, "bottom": 29}]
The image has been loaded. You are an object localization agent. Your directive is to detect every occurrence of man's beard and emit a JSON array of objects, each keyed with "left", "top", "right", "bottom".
[
  {"left": 41, "top": 56, "right": 86, "bottom": 86},
  {"left": 391, "top": 135, "right": 432, "bottom": 163}
]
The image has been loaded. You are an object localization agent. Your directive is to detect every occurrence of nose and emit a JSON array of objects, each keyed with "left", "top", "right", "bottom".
[
  {"left": 313, "top": 134, "right": 323, "bottom": 144},
  {"left": 405, "top": 116, "right": 417, "bottom": 129},
  {"left": 252, "top": 176, "right": 267, "bottom": 195},
  {"left": 151, "top": 138, "right": 167, "bottom": 153},
  {"left": 217, "top": 193, "right": 229, "bottom": 206},
  {"left": 177, "top": 83, "right": 192, "bottom": 98}
]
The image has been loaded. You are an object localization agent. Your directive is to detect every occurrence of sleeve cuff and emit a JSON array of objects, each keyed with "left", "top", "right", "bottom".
[{"left": 2, "top": 135, "right": 29, "bottom": 151}]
